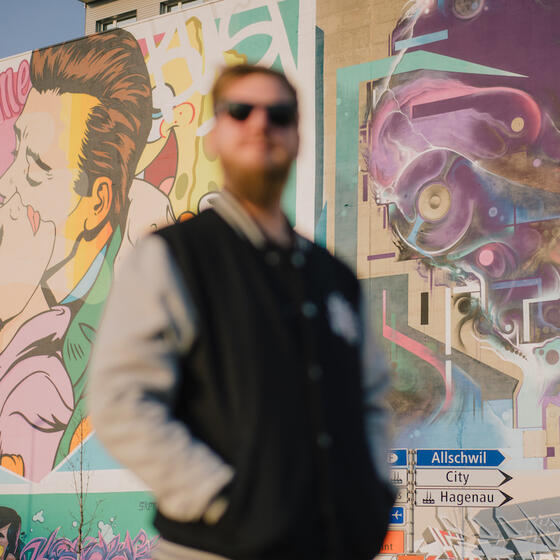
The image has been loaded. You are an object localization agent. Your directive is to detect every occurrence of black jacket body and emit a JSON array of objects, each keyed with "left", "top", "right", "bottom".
[{"left": 154, "top": 209, "right": 393, "bottom": 560}]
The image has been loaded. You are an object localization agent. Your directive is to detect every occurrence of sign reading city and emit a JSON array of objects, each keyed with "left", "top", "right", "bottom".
[
  {"left": 416, "top": 488, "right": 513, "bottom": 508},
  {"left": 414, "top": 449, "right": 513, "bottom": 508},
  {"left": 415, "top": 468, "right": 512, "bottom": 488},
  {"left": 416, "top": 449, "right": 506, "bottom": 467}
]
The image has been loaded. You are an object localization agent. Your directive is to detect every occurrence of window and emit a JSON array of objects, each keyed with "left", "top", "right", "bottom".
[
  {"left": 160, "top": 1, "right": 198, "bottom": 14},
  {"left": 96, "top": 11, "right": 137, "bottom": 32}
]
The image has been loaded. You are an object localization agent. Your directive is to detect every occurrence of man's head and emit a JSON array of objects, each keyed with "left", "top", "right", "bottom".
[
  {"left": 208, "top": 65, "right": 299, "bottom": 208},
  {"left": 0, "top": 507, "right": 20, "bottom": 560},
  {"left": 0, "top": 29, "right": 151, "bottom": 295}
]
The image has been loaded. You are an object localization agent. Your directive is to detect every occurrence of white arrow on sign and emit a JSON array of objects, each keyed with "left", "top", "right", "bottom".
[
  {"left": 416, "top": 468, "right": 512, "bottom": 488},
  {"left": 416, "top": 488, "right": 512, "bottom": 508}
]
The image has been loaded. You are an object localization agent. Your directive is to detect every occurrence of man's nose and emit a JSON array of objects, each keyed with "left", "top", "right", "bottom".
[
  {"left": 246, "top": 106, "right": 270, "bottom": 130},
  {"left": 6, "top": 191, "right": 24, "bottom": 219}
]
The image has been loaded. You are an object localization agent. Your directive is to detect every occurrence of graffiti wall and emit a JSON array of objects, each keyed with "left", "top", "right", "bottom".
[
  {"left": 0, "top": 0, "right": 315, "bottom": 557},
  {"left": 331, "top": 0, "right": 560, "bottom": 557},
  {"left": 5, "top": 0, "right": 560, "bottom": 557}
]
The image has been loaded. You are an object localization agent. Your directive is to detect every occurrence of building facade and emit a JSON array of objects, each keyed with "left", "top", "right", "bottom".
[
  {"left": 1, "top": 1, "right": 560, "bottom": 558},
  {"left": 78, "top": 0, "right": 209, "bottom": 35}
]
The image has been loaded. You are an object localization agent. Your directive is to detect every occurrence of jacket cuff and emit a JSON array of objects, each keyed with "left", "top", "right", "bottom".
[{"left": 201, "top": 478, "right": 234, "bottom": 524}]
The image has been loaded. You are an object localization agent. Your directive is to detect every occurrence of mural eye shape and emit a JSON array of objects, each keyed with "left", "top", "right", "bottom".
[
  {"left": 452, "top": 0, "right": 485, "bottom": 19},
  {"left": 417, "top": 183, "right": 451, "bottom": 222},
  {"left": 456, "top": 295, "right": 474, "bottom": 315}
]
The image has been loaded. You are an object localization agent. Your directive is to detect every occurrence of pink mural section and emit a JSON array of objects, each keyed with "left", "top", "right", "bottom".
[{"left": 0, "top": 60, "right": 29, "bottom": 178}]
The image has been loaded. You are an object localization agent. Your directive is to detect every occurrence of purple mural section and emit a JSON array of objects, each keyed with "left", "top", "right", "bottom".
[
  {"left": 367, "top": 0, "right": 560, "bottom": 441},
  {"left": 21, "top": 529, "right": 156, "bottom": 560}
]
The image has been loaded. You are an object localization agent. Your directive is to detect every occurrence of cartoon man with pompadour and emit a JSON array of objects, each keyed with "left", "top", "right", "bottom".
[{"left": 0, "top": 28, "right": 153, "bottom": 475}]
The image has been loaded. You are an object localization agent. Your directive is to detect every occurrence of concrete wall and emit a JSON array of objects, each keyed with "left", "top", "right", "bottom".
[{"left": 317, "top": 0, "right": 403, "bottom": 251}]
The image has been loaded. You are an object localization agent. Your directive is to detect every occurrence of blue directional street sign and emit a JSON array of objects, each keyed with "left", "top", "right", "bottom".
[
  {"left": 387, "top": 449, "right": 408, "bottom": 467},
  {"left": 416, "top": 449, "right": 505, "bottom": 468},
  {"left": 390, "top": 506, "right": 405, "bottom": 525}
]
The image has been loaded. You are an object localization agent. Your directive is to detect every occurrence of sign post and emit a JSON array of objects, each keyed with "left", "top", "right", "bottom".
[{"left": 414, "top": 449, "right": 512, "bottom": 509}]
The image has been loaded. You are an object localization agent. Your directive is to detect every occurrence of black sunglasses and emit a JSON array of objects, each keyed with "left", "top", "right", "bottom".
[{"left": 216, "top": 101, "right": 298, "bottom": 127}]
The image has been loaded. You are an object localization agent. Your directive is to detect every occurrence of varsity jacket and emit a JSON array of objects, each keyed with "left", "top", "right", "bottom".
[{"left": 89, "top": 191, "right": 394, "bottom": 560}]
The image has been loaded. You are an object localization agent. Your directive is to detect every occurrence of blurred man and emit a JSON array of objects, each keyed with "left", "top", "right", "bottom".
[{"left": 90, "top": 65, "right": 394, "bottom": 560}]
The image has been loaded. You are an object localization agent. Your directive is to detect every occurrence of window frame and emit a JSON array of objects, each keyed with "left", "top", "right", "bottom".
[
  {"left": 160, "top": 0, "right": 200, "bottom": 14},
  {"left": 96, "top": 10, "right": 137, "bottom": 32}
]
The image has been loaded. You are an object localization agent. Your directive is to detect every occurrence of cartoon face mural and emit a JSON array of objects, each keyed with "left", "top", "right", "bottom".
[
  {"left": 0, "top": 28, "right": 153, "bottom": 481},
  {"left": 135, "top": 15, "right": 272, "bottom": 220},
  {"left": 7, "top": 89, "right": 101, "bottom": 294},
  {"left": 0, "top": 192, "right": 54, "bottom": 325},
  {"left": 132, "top": 1, "right": 315, "bottom": 228},
  {"left": 0, "top": 191, "right": 73, "bottom": 482},
  {"left": 136, "top": 16, "right": 232, "bottom": 220},
  {"left": 0, "top": 0, "right": 315, "bottom": 555},
  {"left": 14, "top": 33, "right": 151, "bottom": 304},
  {"left": 0, "top": 507, "right": 20, "bottom": 560}
]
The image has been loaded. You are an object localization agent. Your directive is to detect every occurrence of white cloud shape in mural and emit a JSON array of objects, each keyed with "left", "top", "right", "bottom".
[
  {"left": 98, "top": 521, "right": 115, "bottom": 543},
  {"left": 32, "top": 510, "right": 44, "bottom": 523}
]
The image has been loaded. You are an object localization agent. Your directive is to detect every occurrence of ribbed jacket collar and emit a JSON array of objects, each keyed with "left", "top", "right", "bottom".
[{"left": 213, "top": 189, "right": 310, "bottom": 252}]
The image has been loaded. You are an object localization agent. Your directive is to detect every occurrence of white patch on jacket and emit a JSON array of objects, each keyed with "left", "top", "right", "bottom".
[{"left": 326, "top": 292, "right": 361, "bottom": 346}]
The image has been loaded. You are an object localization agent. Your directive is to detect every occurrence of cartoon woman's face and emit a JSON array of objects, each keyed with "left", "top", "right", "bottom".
[
  {"left": 0, "top": 523, "right": 9, "bottom": 560},
  {"left": 0, "top": 192, "right": 55, "bottom": 322}
]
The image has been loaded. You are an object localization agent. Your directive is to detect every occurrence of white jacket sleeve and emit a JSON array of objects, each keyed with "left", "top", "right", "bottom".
[{"left": 89, "top": 235, "right": 234, "bottom": 522}]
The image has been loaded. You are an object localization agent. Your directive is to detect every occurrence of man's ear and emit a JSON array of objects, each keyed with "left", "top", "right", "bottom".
[{"left": 84, "top": 177, "right": 113, "bottom": 231}]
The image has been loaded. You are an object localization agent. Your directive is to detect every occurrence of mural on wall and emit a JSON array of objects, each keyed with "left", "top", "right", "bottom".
[
  {"left": 0, "top": 503, "right": 156, "bottom": 560},
  {"left": 0, "top": 0, "right": 315, "bottom": 557},
  {"left": 0, "top": 29, "right": 154, "bottom": 483},
  {"left": 334, "top": 0, "right": 560, "bottom": 556},
  {"left": 367, "top": 0, "right": 560, "bottom": 448},
  {"left": 361, "top": 0, "right": 560, "bottom": 456}
]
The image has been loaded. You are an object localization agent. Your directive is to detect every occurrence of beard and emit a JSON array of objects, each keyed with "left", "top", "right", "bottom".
[{"left": 222, "top": 157, "right": 293, "bottom": 209}]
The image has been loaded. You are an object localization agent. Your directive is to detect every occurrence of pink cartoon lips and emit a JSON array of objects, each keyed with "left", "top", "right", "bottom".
[{"left": 27, "top": 204, "right": 40, "bottom": 234}]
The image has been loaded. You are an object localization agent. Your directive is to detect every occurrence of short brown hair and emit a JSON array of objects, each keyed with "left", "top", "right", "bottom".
[
  {"left": 211, "top": 64, "right": 298, "bottom": 112},
  {"left": 30, "top": 28, "right": 152, "bottom": 226}
]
